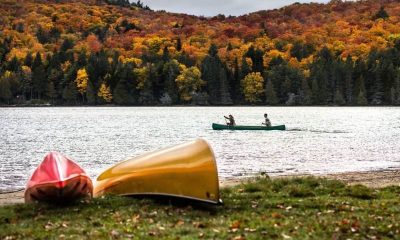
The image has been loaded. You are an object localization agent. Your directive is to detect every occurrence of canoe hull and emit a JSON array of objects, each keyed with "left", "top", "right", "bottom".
[
  {"left": 25, "top": 152, "right": 93, "bottom": 203},
  {"left": 94, "top": 139, "right": 220, "bottom": 204},
  {"left": 212, "top": 123, "right": 286, "bottom": 131}
]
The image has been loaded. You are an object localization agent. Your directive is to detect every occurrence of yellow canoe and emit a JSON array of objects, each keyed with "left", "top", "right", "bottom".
[{"left": 94, "top": 139, "right": 220, "bottom": 204}]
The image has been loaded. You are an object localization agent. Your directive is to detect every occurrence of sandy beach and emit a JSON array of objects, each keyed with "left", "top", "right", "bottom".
[{"left": 1, "top": 169, "right": 399, "bottom": 206}]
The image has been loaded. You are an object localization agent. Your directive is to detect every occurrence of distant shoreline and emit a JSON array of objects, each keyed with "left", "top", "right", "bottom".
[
  {"left": 1, "top": 105, "right": 399, "bottom": 108},
  {"left": 2, "top": 169, "right": 399, "bottom": 206}
]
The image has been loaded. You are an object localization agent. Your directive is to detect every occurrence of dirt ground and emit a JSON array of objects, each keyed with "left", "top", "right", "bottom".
[{"left": 1, "top": 169, "right": 399, "bottom": 206}]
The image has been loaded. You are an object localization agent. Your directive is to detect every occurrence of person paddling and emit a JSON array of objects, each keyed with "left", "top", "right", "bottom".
[
  {"left": 224, "top": 114, "right": 236, "bottom": 126},
  {"left": 262, "top": 113, "right": 271, "bottom": 127}
]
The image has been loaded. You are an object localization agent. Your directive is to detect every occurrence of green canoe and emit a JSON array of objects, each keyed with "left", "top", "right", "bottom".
[{"left": 212, "top": 123, "right": 286, "bottom": 131}]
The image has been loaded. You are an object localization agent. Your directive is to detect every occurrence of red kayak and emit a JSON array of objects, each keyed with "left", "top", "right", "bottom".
[{"left": 25, "top": 152, "right": 93, "bottom": 203}]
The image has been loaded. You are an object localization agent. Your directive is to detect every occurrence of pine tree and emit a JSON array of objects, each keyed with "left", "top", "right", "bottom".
[
  {"left": 0, "top": 75, "right": 12, "bottom": 104},
  {"left": 163, "top": 60, "right": 180, "bottom": 104},
  {"left": 62, "top": 81, "right": 78, "bottom": 104},
  {"left": 300, "top": 78, "right": 312, "bottom": 105},
  {"left": 46, "top": 80, "right": 57, "bottom": 104},
  {"left": 334, "top": 89, "right": 346, "bottom": 105},
  {"left": 357, "top": 90, "right": 368, "bottom": 105},
  {"left": 32, "top": 66, "right": 47, "bottom": 99},
  {"left": 311, "top": 78, "right": 319, "bottom": 104},
  {"left": 265, "top": 78, "right": 278, "bottom": 105},
  {"left": 344, "top": 70, "right": 353, "bottom": 104},
  {"left": 392, "top": 72, "right": 400, "bottom": 105},
  {"left": 86, "top": 80, "right": 96, "bottom": 105},
  {"left": 201, "top": 44, "right": 227, "bottom": 104},
  {"left": 219, "top": 67, "right": 232, "bottom": 105},
  {"left": 231, "top": 58, "right": 243, "bottom": 104},
  {"left": 113, "top": 76, "right": 130, "bottom": 105},
  {"left": 24, "top": 52, "right": 33, "bottom": 68},
  {"left": 373, "top": 6, "right": 389, "bottom": 20},
  {"left": 176, "top": 38, "right": 182, "bottom": 52}
]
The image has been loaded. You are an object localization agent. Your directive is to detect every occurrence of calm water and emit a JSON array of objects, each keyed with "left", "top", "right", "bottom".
[{"left": 1, "top": 107, "right": 400, "bottom": 192}]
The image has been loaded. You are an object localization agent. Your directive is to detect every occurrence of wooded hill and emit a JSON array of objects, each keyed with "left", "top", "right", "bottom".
[{"left": 0, "top": 0, "right": 400, "bottom": 105}]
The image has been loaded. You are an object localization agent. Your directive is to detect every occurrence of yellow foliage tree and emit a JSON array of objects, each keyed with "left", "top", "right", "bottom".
[
  {"left": 75, "top": 68, "right": 88, "bottom": 95},
  {"left": 241, "top": 72, "right": 264, "bottom": 103},
  {"left": 134, "top": 67, "right": 149, "bottom": 89},
  {"left": 97, "top": 83, "right": 113, "bottom": 103},
  {"left": 175, "top": 65, "right": 204, "bottom": 102}
]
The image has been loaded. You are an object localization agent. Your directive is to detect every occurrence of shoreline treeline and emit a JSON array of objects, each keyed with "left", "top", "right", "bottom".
[{"left": 0, "top": 0, "right": 400, "bottom": 106}]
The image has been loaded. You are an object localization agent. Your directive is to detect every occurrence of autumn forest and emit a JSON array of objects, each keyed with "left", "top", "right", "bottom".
[{"left": 1, "top": 0, "right": 400, "bottom": 106}]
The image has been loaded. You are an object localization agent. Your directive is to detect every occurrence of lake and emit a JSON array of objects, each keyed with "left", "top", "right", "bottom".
[{"left": 1, "top": 107, "right": 399, "bottom": 192}]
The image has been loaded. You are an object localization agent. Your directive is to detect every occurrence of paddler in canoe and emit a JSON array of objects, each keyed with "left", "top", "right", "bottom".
[
  {"left": 262, "top": 113, "right": 271, "bottom": 127},
  {"left": 224, "top": 114, "right": 236, "bottom": 126}
]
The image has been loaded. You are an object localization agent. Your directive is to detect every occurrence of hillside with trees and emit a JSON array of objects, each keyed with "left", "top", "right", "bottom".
[{"left": 0, "top": 0, "right": 400, "bottom": 105}]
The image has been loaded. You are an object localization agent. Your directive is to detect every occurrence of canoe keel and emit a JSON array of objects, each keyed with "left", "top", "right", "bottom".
[{"left": 94, "top": 139, "right": 220, "bottom": 204}]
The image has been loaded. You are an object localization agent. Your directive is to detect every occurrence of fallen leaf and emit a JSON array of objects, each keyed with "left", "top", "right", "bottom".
[
  {"left": 175, "top": 220, "right": 185, "bottom": 226},
  {"left": 230, "top": 220, "right": 241, "bottom": 229},
  {"left": 271, "top": 212, "right": 282, "bottom": 219}
]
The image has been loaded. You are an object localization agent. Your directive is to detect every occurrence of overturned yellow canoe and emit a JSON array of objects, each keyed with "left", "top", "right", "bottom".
[{"left": 94, "top": 139, "right": 220, "bottom": 204}]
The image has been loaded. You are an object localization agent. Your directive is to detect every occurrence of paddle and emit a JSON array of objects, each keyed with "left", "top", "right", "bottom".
[{"left": 224, "top": 116, "right": 228, "bottom": 125}]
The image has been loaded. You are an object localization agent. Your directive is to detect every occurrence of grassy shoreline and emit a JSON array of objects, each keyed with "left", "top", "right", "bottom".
[{"left": 1, "top": 176, "right": 399, "bottom": 239}]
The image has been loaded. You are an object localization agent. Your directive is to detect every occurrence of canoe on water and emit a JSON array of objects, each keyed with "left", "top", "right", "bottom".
[
  {"left": 94, "top": 139, "right": 220, "bottom": 204},
  {"left": 25, "top": 152, "right": 93, "bottom": 203},
  {"left": 212, "top": 123, "right": 286, "bottom": 131}
]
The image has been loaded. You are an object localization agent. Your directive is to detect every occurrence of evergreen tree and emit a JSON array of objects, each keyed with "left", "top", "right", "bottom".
[
  {"left": 7, "top": 56, "right": 20, "bottom": 72},
  {"left": 201, "top": 44, "right": 228, "bottom": 104},
  {"left": 231, "top": 58, "right": 244, "bottom": 104},
  {"left": 24, "top": 52, "right": 33, "bottom": 68},
  {"left": 46, "top": 80, "right": 57, "bottom": 104},
  {"left": 162, "top": 60, "right": 180, "bottom": 104},
  {"left": 32, "top": 54, "right": 47, "bottom": 99},
  {"left": 240, "top": 57, "right": 251, "bottom": 80},
  {"left": 0, "top": 75, "right": 12, "bottom": 104},
  {"left": 373, "top": 6, "right": 389, "bottom": 20},
  {"left": 334, "top": 89, "right": 346, "bottom": 105},
  {"left": 391, "top": 71, "right": 400, "bottom": 105},
  {"left": 355, "top": 75, "right": 367, "bottom": 105},
  {"left": 86, "top": 80, "right": 96, "bottom": 105},
  {"left": 357, "top": 90, "right": 368, "bottom": 105},
  {"left": 311, "top": 78, "right": 319, "bottom": 104},
  {"left": 299, "top": 78, "right": 312, "bottom": 105},
  {"left": 176, "top": 38, "right": 182, "bottom": 52},
  {"left": 344, "top": 56, "right": 353, "bottom": 104},
  {"left": 62, "top": 81, "right": 78, "bottom": 104},
  {"left": 246, "top": 46, "right": 264, "bottom": 73},
  {"left": 162, "top": 46, "right": 170, "bottom": 63},
  {"left": 265, "top": 78, "right": 278, "bottom": 105},
  {"left": 218, "top": 67, "right": 232, "bottom": 105}
]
